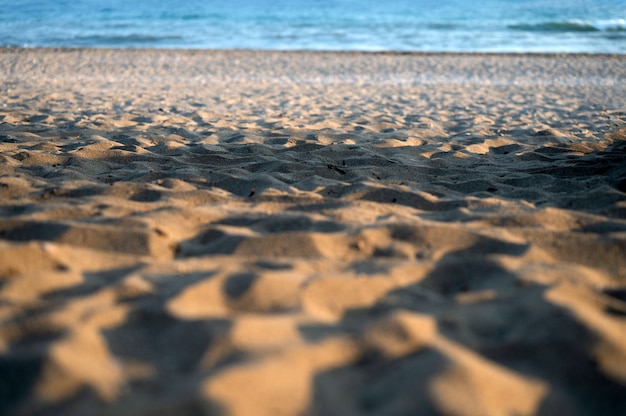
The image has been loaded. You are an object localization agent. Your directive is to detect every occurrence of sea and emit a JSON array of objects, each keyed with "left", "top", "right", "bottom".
[{"left": 1, "top": 0, "right": 625, "bottom": 53}]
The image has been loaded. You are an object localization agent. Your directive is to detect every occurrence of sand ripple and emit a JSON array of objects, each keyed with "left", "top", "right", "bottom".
[{"left": 1, "top": 49, "right": 626, "bottom": 415}]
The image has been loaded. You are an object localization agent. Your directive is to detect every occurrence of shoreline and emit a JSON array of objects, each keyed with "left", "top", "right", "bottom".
[{"left": 3, "top": 45, "right": 626, "bottom": 57}]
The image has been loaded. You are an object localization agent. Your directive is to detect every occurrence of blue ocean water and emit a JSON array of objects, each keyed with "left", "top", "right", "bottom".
[{"left": 1, "top": 0, "right": 625, "bottom": 53}]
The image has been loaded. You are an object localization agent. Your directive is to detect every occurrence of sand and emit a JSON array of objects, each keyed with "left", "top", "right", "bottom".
[{"left": 1, "top": 47, "right": 626, "bottom": 415}]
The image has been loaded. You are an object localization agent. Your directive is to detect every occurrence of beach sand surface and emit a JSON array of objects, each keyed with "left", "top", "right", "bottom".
[{"left": 1, "top": 48, "right": 626, "bottom": 415}]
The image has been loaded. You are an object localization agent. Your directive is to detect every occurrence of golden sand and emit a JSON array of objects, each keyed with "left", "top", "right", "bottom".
[{"left": 1, "top": 48, "right": 626, "bottom": 415}]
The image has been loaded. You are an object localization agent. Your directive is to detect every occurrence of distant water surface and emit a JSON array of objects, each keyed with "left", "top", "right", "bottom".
[{"left": 1, "top": 0, "right": 625, "bottom": 53}]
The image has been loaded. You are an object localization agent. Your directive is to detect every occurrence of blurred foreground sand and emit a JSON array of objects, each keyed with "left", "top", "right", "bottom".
[{"left": 1, "top": 48, "right": 626, "bottom": 415}]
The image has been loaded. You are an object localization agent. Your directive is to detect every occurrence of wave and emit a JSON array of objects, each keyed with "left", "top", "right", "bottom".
[
  {"left": 510, "top": 19, "right": 626, "bottom": 33},
  {"left": 72, "top": 33, "right": 184, "bottom": 46}
]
